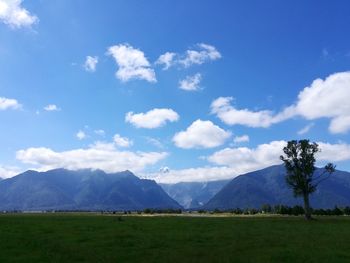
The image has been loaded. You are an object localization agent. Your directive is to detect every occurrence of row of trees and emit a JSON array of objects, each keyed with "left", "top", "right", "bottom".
[{"left": 197, "top": 205, "right": 350, "bottom": 216}]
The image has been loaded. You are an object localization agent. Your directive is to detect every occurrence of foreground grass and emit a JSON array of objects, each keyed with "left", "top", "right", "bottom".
[{"left": 0, "top": 214, "right": 350, "bottom": 262}]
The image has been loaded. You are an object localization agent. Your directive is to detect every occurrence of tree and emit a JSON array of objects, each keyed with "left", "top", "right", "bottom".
[{"left": 280, "top": 140, "right": 335, "bottom": 220}]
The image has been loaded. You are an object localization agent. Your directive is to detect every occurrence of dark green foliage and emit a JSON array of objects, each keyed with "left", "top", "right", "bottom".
[
  {"left": 230, "top": 208, "right": 243, "bottom": 214},
  {"left": 261, "top": 204, "right": 272, "bottom": 213},
  {"left": 1, "top": 214, "right": 350, "bottom": 262},
  {"left": 198, "top": 205, "right": 349, "bottom": 216},
  {"left": 280, "top": 140, "right": 335, "bottom": 219},
  {"left": 142, "top": 208, "right": 182, "bottom": 214}
]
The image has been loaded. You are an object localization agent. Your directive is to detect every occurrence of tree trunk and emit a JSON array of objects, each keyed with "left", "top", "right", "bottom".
[{"left": 303, "top": 193, "right": 312, "bottom": 220}]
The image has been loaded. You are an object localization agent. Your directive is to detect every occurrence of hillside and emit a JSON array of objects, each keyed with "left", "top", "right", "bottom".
[
  {"left": 204, "top": 165, "right": 350, "bottom": 210},
  {"left": 0, "top": 169, "right": 181, "bottom": 211}
]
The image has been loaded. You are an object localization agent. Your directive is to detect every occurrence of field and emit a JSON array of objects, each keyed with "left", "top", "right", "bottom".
[{"left": 1, "top": 214, "right": 350, "bottom": 262}]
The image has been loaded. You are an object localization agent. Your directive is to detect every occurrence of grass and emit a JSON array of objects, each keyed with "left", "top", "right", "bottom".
[{"left": 0, "top": 214, "right": 350, "bottom": 262}]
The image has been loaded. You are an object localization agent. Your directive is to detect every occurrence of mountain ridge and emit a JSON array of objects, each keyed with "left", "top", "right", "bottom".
[
  {"left": 203, "top": 165, "right": 350, "bottom": 210},
  {"left": 0, "top": 169, "right": 181, "bottom": 211}
]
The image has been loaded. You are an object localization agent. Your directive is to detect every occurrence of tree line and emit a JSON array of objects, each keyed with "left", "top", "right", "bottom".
[{"left": 197, "top": 205, "right": 350, "bottom": 216}]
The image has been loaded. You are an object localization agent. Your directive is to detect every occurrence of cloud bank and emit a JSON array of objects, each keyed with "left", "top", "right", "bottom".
[{"left": 16, "top": 143, "right": 168, "bottom": 174}]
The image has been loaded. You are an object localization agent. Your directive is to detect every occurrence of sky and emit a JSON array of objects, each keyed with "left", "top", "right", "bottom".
[{"left": 1, "top": 0, "right": 350, "bottom": 183}]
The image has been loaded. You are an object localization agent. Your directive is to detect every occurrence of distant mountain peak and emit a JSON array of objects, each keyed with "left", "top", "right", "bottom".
[{"left": 0, "top": 168, "right": 181, "bottom": 211}]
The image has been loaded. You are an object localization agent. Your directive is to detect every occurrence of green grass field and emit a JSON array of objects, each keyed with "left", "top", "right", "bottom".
[{"left": 0, "top": 214, "right": 350, "bottom": 262}]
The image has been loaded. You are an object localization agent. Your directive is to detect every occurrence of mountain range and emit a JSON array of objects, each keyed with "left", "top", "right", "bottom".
[
  {"left": 1, "top": 165, "right": 350, "bottom": 211},
  {"left": 0, "top": 169, "right": 181, "bottom": 211},
  {"left": 204, "top": 165, "right": 350, "bottom": 210}
]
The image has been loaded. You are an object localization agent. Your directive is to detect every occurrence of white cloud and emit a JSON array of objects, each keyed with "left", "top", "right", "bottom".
[
  {"left": 208, "top": 140, "right": 350, "bottom": 171},
  {"left": 107, "top": 43, "right": 156, "bottom": 82},
  {"left": 0, "top": 165, "right": 21, "bottom": 179},
  {"left": 126, "top": 108, "right": 179, "bottom": 129},
  {"left": 83, "top": 56, "right": 98, "bottom": 72},
  {"left": 0, "top": 97, "right": 21, "bottom": 110},
  {"left": 44, "top": 104, "right": 60, "bottom": 111},
  {"left": 94, "top": 129, "right": 105, "bottom": 136},
  {"left": 297, "top": 123, "right": 314, "bottom": 135},
  {"left": 172, "top": 119, "right": 231, "bottom": 149},
  {"left": 180, "top": 43, "right": 221, "bottom": 67},
  {"left": 147, "top": 140, "right": 350, "bottom": 183},
  {"left": 16, "top": 144, "right": 168, "bottom": 174},
  {"left": 179, "top": 73, "right": 202, "bottom": 91},
  {"left": 146, "top": 166, "right": 238, "bottom": 184},
  {"left": 76, "top": 130, "right": 86, "bottom": 140},
  {"left": 155, "top": 52, "right": 176, "bottom": 70},
  {"left": 212, "top": 72, "right": 350, "bottom": 133},
  {"left": 317, "top": 142, "right": 350, "bottom": 162},
  {"left": 208, "top": 140, "right": 285, "bottom": 170},
  {"left": 113, "top": 134, "right": 133, "bottom": 148},
  {"left": 233, "top": 135, "right": 249, "bottom": 143},
  {"left": 0, "top": 0, "right": 38, "bottom": 28},
  {"left": 293, "top": 72, "right": 350, "bottom": 134},
  {"left": 155, "top": 43, "right": 221, "bottom": 69},
  {"left": 210, "top": 97, "right": 293, "bottom": 128}
]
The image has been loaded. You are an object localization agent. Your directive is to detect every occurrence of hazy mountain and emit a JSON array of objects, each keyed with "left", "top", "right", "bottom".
[
  {"left": 0, "top": 169, "right": 181, "bottom": 211},
  {"left": 204, "top": 165, "right": 350, "bottom": 210},
  {"left": 160, "top": 180, "right": 229, "bottom": 209}
]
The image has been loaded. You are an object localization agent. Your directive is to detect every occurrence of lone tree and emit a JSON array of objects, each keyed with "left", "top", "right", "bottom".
[{"left": 280, "top": 140, "right": 335, "bottom": 220}]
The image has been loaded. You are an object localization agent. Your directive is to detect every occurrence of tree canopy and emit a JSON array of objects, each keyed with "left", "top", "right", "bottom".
[{"left": 280, "top": 139, "right": 335, "bottom": 220}]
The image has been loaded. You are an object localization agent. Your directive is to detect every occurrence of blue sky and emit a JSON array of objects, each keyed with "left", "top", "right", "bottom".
[{"left": 1, "top": 0, "right": 350, "bottom": 183}]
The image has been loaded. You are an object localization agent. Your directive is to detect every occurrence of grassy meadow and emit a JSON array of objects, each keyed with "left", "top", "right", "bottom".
[{"left": 0, "top": 213, "right": 350, "bottom": 262}]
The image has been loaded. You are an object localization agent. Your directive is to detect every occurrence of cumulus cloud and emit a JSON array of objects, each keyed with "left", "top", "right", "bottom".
[
  {"left": 297, "top": 123, "right": 314, "bottom": 135},
  {"left": 155, "top": 43, "right": 221, "bottom": 69},
  {"left": 317, "top": 142, "right": 350, "bottom": 162},
  {"left": 76, "top": 130, "right": 86, "bottom": 140},
  {"left": 155, "top": 52, "right": 176, "bottom": 70},
  {"left": 44, "top": 104, "right": 60, "bottom": 111},
  {"left": 146, "top": 140, "right": 350, "bottom": 183},
  {"left": 126, "top": 108, "right": 179, "bottom": 129},
  {"left": 293, "top": 72, "right": 350, "bottom": 133},
  {"left": 172, "top": 119, "right": 231, "bottom": 149},
  {"left": 210, "top": 97, "right": 293, "bottom": 128},
  {"left": 113, "top": 134, "right": 133, "bottom": 148},
  {"left": 180, "top": 43, "right": 221, "bottom": 67},
  {"left": 0, "top": 0, "right": 38, "bottom": 28},
  {"left": 208, "top": 140, "right": 286, "bottom": 170},
  {"left": 0, "top": 97, "right": 21, "bottom": 110},
  {"left": 83, "top": 56, "right": 98, "bottom": 72},
  {"left": 233, "top": 135, "right": 249, "bottom": 143},
  {"left": 0, "top": 165, "right": 21, "bottom": 179},
  {"left": 179, "top": 73, "right": 202, "bottom": 91},
  {"left": 146, "top": 166, "right": 238, "bottom": 184},
  {"left": 208, "top": 140, "right": 350, "bottom": 171},
  {"left": 107, "top": 43, "right": 156, "bottom": 82},
  {"left": 16, "top": 144, "right": 168, "bottom": 174},
  {"left": 212, "top": 72, "right": 350, "bottom": 133}
]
